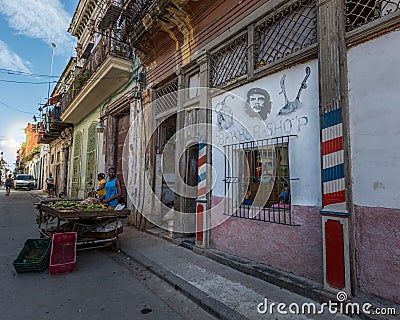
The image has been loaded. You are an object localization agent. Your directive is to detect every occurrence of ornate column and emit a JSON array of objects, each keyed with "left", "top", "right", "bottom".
[{"left": 318, "top": 0, "right": 354, "bottom": 295}]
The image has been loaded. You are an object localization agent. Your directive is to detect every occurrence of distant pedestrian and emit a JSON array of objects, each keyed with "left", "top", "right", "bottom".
[
  {"left": 46, "top": 173, "right": 55, "bottom": 198},
  {"left": 5, "top": 174, "right": 13, "bottom": 196}
]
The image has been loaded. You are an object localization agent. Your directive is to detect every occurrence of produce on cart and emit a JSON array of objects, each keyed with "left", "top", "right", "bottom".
[{"left": 35, "top": 198, "right": 129, "bottom": 252}]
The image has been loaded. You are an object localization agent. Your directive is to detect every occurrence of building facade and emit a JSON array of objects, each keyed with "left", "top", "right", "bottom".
[
  {"left": 122, "top": 0, "right": 400, "bottom": 305},
  {"left": 62, "top": 0, "right": 133, "bottom": 198}
]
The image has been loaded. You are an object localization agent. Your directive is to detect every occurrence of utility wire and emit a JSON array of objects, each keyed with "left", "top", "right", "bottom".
[
  {"left": 0, "top": 70, "right": 133, "bottom": 85},
  {"left": 0, "top": 101, "right": 36, "bottom": 114},
  {"left": 0, "top": 79, "right": 57, "bottom": 84},
  {"left": 0, "top": 68, "right": 60, "bottom": 78}
]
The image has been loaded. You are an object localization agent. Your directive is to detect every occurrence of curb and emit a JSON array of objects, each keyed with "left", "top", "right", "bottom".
[
  {"left": 203, "top": 248, "right": 324, "bottom": 302},
  {"left": 120, "top": 248, "right": 247, "bottom": 320},
  {"left": 145, "top": 228, "right": 324, "bottom": 302}
]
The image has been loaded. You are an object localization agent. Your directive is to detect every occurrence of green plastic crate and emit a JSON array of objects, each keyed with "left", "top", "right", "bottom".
[{"left": 13, "top": 238, "right": 52, "bottom": 273}]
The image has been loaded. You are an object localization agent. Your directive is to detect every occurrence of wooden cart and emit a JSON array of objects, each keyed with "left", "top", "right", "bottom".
[{"left": 35, "top": 201, "right": 130, "bottom": 252}]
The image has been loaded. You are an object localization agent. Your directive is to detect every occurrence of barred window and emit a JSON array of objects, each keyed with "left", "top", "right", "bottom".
[
  {"left": 210, "top": 33, "right": 248, "bottom": 88},
  {"left": 155, "top": 79, "right": 178, "bottom": 116},
  {"left": 345, "top": 0, "right": 400, "bottom": 32},
  {"left": 254, "top": 0, "right": 317, "bottom": 69},
  {"left": 224, "top": 136, "right": 293, "bottom": 225}
]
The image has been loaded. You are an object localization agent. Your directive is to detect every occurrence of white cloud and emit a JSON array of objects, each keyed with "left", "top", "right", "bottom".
[
  {"left": 0, "top": 138, "right": 21, "bottom": 168},
  {"left": 0, "top": 40, "right": 31, "bottom": 73},
  {"left": 0, "top": 0, "right": 75, "bottom": 55}
]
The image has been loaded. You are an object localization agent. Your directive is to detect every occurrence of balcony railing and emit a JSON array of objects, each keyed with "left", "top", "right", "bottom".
[
  {"left": 125, "top": 0, "right": 158, "bottom": 36},
  {"left": 36, "top": 106, "right": 72, "bottom": 143},
  {"left": 60, "top": 36, "right": 132, "bottom": 114}
]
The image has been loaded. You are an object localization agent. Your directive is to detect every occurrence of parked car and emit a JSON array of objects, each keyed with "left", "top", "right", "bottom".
[{"left": 14, "top": 174, "right": 36, "bottom": 190}]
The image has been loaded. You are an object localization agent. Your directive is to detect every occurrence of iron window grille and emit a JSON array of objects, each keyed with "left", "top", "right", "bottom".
[
  {"left": 254, "top": 0, "right": 317, "bottom": 70},
  {"left": 210, "top": 32, "right": 248, "bottom": 88},
  {"left": 224, "top": 136, "right": 294, "bottom": 225},
  {"left": 345, "top": 0, "right": 400, "bottom": 32},
  {"left": 155, "top": 79, "right": 178, "bottom": 116}
]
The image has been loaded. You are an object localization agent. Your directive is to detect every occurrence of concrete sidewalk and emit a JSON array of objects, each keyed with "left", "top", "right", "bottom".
[{"left": 119, "top": 226, "right": 354, "bottom": 320}]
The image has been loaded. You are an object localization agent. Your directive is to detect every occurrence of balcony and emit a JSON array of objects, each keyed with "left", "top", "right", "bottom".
[
  {"left": 37, "top": 107, "right": 73, "bottom": 144},
  {"left": 60, "top": 37, "right": 132, "bottom": 124},
  {"left": 100, "top": 1, "right": 123, "bottom": 30}
]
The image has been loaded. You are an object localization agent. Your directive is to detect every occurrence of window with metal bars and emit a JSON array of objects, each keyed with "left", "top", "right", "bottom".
[
  {"left": 155, "top": 79, "right": 178, "bottom": 116},
  {"left": 224, "top": 136, "right": 293, "bottom": 225},
  {"left": 254, "top": 0, "right": 317, "bottom": 70},
  {"left": 345, "top": 0, "right": 400, "bottom": 32},
  {"left": 209, "top": 33, "right": 248, "bottom": 88}
]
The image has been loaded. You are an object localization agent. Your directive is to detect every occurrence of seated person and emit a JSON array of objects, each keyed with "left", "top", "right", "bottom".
[
  {"left": 279, "top": 190, "right": 290, "bottom": 204},
  {"left": 243, "top": 188, "right": 253, "bottom": 205},
  {"left": 272, "top": 190, "right": 290, "bottom": 209}
]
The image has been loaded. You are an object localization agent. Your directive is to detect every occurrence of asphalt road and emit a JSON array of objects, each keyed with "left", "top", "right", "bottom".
[{"left": 0, "top": 188, "right": 215, "bottom": 320}]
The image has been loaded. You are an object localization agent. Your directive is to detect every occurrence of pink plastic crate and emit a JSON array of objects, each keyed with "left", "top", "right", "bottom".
[{"left": 50, "top": 232, "right": 77, "bottom": 275}]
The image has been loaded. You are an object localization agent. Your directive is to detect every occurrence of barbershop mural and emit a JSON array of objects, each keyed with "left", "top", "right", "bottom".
[{"left": 212, "top": 60, "right": 322, "bottom": 208}]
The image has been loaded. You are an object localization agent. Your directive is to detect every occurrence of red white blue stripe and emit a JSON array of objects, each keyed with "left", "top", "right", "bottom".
[
  {"left": 197, "top": 143, "right": 207, "bottom": 198},
  {"left": 321, "top": 108, "right": 346, "bottom": 207}
]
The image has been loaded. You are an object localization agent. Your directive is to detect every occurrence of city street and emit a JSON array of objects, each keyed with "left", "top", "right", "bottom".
[{"left": 0, "top": 188, "right": 215, "bottom": 320}]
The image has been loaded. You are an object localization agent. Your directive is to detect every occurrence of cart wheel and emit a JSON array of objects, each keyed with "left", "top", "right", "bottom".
[{"left": 111, "top": 239, "right": 120, "bottom": 253}]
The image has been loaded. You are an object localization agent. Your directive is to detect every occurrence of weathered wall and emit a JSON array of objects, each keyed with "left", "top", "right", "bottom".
[
  {"left": 347, "top": 29, "right": 400, "bottom": 303},
  {"left": 354, "top": 206, "right": 400, "bottom": 303},
  {"left": 144, "top": 0, "right": 269, "bottom": 86},
  {"left": 211, "top": 205, "right": 323, "bottom": 282}
]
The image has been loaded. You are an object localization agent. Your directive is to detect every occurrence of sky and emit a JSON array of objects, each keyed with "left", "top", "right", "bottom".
[{"left": 0, "top": 0, "right": 79, "bottom": 168}]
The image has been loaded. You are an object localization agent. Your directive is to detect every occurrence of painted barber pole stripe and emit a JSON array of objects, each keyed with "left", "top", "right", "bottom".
[
  {"left": 199, "top": 143, "right": 207, "bottom": 155},
  {"left": 322, "top": 164, "right": 344, "bottom": 182},
  {"left": 198, "top": 186, "right": 207, "bottom": 197},
  {"left": 321, "top": 108, "right": 345, "bottom": 207},
  {"left": 198, "top": 179, "right": 206, "bottom": 190},
  {"left": 197, "top": 143, "right": 207, "bottom": 245},
  {"left": 197, "top": 143, "right": 207, "bottom": 199},
  {"left": 198, "top": 171, "right": 207, "bottom": 183},
  {"left": 198, "top": 154, "right": 207, "bottom": 167},
  {"left": 322, "top": 136, "right": 344, "bottom": 156},
  {"left": 323, "top": 190, "right": 346, "bottom": 207},
  {"left": 323, "top": 150, "right": 344, "bottom": 170},
  {"left": 198, "top": 162, "right": 207, "bottom": 175},
  {"left": 322, "top": 123, "right": 342, "bottom": 142},
  {"left": 322, "top": 108, "right": 342, "bottom": 129},
  {"left": 323, "top": 178, "right": 345, "bottom": 195}
]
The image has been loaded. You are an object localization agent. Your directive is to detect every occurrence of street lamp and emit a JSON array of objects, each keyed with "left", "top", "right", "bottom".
[{"left": 47, "top": 43, "right": 56, "bottom": 106}]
